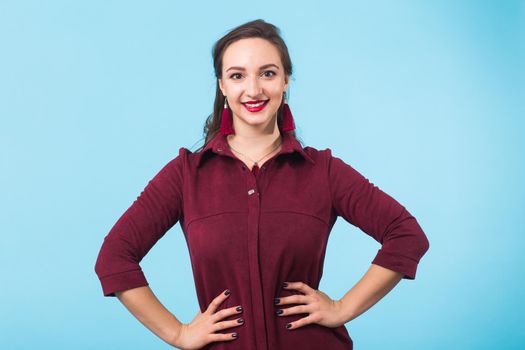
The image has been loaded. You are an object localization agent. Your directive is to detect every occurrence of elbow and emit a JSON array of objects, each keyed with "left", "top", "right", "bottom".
[
  {"left": 404, "top": 210, "right": 430, "bottom": 260},
  {"left": 411, "top": 222, "right": 430, "bottom": 262},
  {"left": 93, "top": 236, "right": 126, "bottom": 280},
  {"left": 418, "top": 231, "right": 430, "bottom": 259},
  {"left": 94, "top": 247, "right": 108, "bottom": 280}
]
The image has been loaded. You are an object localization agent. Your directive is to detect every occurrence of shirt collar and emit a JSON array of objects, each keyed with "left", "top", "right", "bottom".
[{"left": 195, "top": 131, "right": 315, "bottom": 168}]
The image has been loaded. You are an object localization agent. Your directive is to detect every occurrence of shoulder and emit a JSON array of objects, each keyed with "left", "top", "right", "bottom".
[
  {"left": 302, "top": 145, "right": 336, "bottom": 164},
  {"left": 157, "top": 147, "right": 192, "bottom": 174},
  {"left": 169, "top": 146, "right": 210, "bottom": 170},
  {"left": 302, "top": 145, "right": 360, "bottom": 178}
]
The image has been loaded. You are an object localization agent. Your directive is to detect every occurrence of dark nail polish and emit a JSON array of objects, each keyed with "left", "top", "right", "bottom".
[
  {"left": 274, "top": 298, "right": 280, "bottom": 305},
  {"left": 224, "top": 289, "right": 231, "bottom": 296},
  {"left": 232, "top": 332, "right": 238, "bottom": 338},
  {"left": 237, "top": 318, "right": 244, "bottom": 324},
  {"left": 276, "top": 309, "right": 283, "bottom": 315},
  {"left": 282, "top": 282, "right": 288, "bottom": 288},
  {"left": 236, "top": 306, "right": 243, "bottom": 312},
  {"left": 286, "top": 323, "right": 292, "bottom": 329}
]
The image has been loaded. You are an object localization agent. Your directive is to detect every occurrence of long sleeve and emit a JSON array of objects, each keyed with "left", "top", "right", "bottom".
[
  {"left": 94, "top": 148, "right": 185, "bottom": 297},
  {"left": 327, "top": 149, "right": 429, "bottom": 279}
]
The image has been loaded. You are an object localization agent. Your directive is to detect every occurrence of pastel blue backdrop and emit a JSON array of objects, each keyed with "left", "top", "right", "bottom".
[{"left": 1, "top": 1, "right": 523, "bottom": 349}]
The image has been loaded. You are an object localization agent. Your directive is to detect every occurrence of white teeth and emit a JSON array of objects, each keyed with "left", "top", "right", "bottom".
[{"left": 245, "top": 101, "right": 267, "bottom": 107}]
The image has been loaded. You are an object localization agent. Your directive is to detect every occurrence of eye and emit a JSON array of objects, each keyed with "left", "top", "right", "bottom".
[
  {"left": 230, "top": 73, "right": 242, "bottom": 80},
  {"left": 263, "top": 70, "right": 276, "bottom": 77}
]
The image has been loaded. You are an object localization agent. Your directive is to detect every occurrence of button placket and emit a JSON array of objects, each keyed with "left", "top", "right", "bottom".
[{"left": 245, "top": 163, "right": 267, "bottom": 350}]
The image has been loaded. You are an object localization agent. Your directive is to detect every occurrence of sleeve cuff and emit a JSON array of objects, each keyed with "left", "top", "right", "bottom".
[
  {"left": 371, "top": 249, "right": 419, "bottom": 280},
  {"left": 98, "top": 269, "right": 149, "bottom": 297}
]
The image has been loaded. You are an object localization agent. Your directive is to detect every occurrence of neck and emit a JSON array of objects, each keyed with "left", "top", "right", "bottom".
[{"left": 226, "top": 126, "right": 282, "bottom": 162}]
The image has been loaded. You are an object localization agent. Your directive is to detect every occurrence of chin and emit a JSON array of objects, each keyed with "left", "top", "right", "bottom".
[
  {"left": 238, "top": 114, "right": 276, "bottom": 127},
  {"left": 243, "top": 117, "right": 272, "bottom": 127},
  {"left": 236, "top": 108, "right": 277, "bottom": 120}
]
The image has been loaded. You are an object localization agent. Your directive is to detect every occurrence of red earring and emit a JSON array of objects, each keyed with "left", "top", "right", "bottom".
[
  {"left": 220, "top": 97, "right": 235, "bottom": 135},
  {"left": 280, "top": 92, "right": 296, "bottom": 132}
]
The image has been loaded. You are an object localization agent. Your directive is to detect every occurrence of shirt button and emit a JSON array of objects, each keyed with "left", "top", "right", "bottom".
[
  {"left": 247, "top": 189, "right": 255, "bottom": 195},
  {"left": 217, "top": 147, "right": 223, "bottom": 152}
]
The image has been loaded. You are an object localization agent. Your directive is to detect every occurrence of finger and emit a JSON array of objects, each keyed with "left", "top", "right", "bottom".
[
  {"left": 274, "top": 294, "right": 309, "bottom": 306},
  {"left": 207, "top": 289, "right": 231, "bottom": 314},
  {"left": 276, "top": 304, "right": 310, "bottom": 317},
  {"left": 283, "top": 281, "right": 313, "bottom": 295},
  {"left": 212, "top": 317, "right": 245, "bottom": 332},
  {"left": 208, "top": 332, "right": 239, "bottom": 342},
  {"left": 211, "top": 304, "right": 243, "bottom": 322},
  {"left": 286, "top": 314, "right": 315, "bottom": 330}
]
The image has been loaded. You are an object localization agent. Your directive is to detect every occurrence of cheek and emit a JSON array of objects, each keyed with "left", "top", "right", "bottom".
[
  {"left": 228, "top": 88, "right": 244, "bottom": 102},
  {"left": 269, "top": 92, "right": 284, "bottom": 105},
  {"left": 268, "top": 84, "right": 285, "bottom": 98}
]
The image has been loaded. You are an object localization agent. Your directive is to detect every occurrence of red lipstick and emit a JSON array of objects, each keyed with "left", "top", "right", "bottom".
[{"left": 242, "top": 99, "right": 269, "bottom": 113}]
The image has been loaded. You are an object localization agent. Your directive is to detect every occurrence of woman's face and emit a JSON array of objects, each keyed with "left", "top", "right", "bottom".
[{"left": 219, "top": 37, "right": 289, "bottom": 132}]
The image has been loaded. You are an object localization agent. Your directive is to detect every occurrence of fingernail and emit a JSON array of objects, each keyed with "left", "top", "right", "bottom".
[
  {"left": 286, "top": 323, "right": 292, "bottom": 329},
  {"left": 232, "top": 332, "right": 238, "bottom": 338},
  {"left": 274, "top": 298, "right": 280, "bottom": 305},
  {"left": 237, "top": 318, "right": 244, "bottom": 324},
  {"left": 224, "top": 289, "right": 231, "bottom": 296},
  {"left": 282, "top": 282, "right": 288, "bottom": 288},
  {"left": 236, "top": 306, "right": 243, "bottom": 312},
  {"left": 276, "top": 309, "right": 283, "bottom": 315}
]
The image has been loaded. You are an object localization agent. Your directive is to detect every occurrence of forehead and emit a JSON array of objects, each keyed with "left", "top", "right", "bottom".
[{"left": 222, "top": 38, "right": 281, "bottom": 69}]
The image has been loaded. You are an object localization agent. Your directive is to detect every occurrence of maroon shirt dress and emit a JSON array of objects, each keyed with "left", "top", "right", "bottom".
[{"left": 94, "top": 130, "right": 430, "bottom": 349}]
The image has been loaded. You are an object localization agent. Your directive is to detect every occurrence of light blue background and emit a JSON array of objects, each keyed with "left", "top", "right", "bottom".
[{"left": 1, "top": 1, "right": 523, "bottom": 349}]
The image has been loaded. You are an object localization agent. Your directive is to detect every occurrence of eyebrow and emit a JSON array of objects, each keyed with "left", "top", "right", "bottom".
[{"left": 226, "top": 63, "right": 280, "bottom": 72}]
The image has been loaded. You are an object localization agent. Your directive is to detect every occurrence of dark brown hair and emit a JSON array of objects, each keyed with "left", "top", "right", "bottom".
[{"left": 195, "top": 19, "right": 299, "bottom": 152}]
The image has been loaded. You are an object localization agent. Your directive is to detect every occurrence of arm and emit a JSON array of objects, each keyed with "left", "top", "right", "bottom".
[
  {"left": 115, "top": 286, "right": 183, "bottom": 346},
  {"left": 338, "top": 264, "right": 403, "bottom": 323},
  {"left": 327, "top": 149, "right": 429, "bottom": 320},
  {"left": 327, "top": 149, "right": 429, "bottom": 280},
  {"left": 94, "top": 150, "right": 185, "bottom": 296},
  {"left": 94, "top": 148, "right": 187, "bottom": 342}
]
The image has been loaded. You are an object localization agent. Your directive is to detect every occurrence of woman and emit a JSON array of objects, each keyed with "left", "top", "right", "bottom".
[{"left": 94, "top": 19, "right": 430, "bottom": 350}]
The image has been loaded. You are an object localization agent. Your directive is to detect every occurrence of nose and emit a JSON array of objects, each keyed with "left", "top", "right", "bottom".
[{"left": 246, "top": 75, "right": 262, "bottom": 97}]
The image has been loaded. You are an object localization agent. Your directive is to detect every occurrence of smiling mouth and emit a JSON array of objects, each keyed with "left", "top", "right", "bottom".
[
  {"left": 242, "top": 99, "right": 269, "bottom": 112},
  {"left": 242, "top": 99, "right": 269, "bottom": 107}
]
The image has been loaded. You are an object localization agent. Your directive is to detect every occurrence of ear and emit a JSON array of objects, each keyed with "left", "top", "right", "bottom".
[
  {"left": 218, "top": 78, "right": 225, "bottom": 96},
  {"left": 284, "top": 74, "right": 290, "bottom": 92}
]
